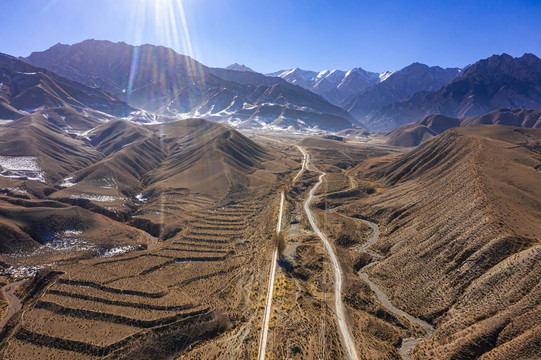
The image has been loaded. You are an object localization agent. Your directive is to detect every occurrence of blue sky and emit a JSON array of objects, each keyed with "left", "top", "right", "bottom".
[{"left": 1, "top": 0, "right": 540, "bottom": 73}]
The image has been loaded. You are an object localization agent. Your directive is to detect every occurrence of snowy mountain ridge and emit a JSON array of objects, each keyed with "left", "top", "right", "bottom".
[{"left": 267, "top": 66, "right": 390, "bottom": 105}]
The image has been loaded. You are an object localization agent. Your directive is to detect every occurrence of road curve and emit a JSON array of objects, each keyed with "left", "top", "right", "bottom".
[
  {"left": 258, "top": 191, "right": 284, "bottom": 360},
  {"left": 302, "top": 152, "right": 359, "bottom": 360},
  {"left": 0, "top": 280, "right": 25, "bottom": 331},
  {"left": 356, "top": 219, "right": 434, "bottom": 359},
  {"left": 325, "top": 175, "right": 434, "bottom": 359}
]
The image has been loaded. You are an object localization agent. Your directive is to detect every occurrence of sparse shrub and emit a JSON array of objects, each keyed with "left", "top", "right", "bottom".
[
  {"left": 215, "top": 313, "right": 232, "bottom": 332},
  {"left": 353, "top": 253, "right": 373, "bottom": 271},
  {"left": 335, "top": 232, "right": 357, "bottom": 247},
  {"left": 274, "top": 231, "right": 286, "bottom": 258},
  {"left": 314, "top": 201, "right": 327, "bottom": 210}
]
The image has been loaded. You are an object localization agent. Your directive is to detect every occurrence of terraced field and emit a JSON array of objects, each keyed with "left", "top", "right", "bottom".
[
  {"left": 4, "top": 125, "right": 536, "bottom": 359},
  {"left": 1, "top": 199, "right": 262, "bottom": 359}
]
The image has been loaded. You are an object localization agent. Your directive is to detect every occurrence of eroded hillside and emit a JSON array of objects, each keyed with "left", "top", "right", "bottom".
[{"left": 343, "top": 125, "right": 541, "bottom": 359}]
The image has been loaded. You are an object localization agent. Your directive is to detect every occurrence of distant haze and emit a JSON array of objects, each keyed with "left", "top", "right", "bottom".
[{"left": 1, "top": 0, "right": 540, "bottom": 73}]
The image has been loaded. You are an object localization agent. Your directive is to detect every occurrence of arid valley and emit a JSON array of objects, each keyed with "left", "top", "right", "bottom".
[
  {"left": 0, "top": 116, "right": 539, "bottom": 359},
  {"left": 1, "top": 1, "right": 541, "bottom": 358}
]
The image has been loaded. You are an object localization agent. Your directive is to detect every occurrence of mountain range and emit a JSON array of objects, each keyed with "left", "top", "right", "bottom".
[
  {"left": 0, "top": 39, "right": 538, "bottom": 136},
  {"left": 267, "top": 54, "right": 541, "bottom": 132},
  {"left": 364, "top": 53, "right": 541, "bottom": 131},
  {"left": 24, "top": 40, "right": 355, "bottom": 131},
  {"left": 384, "top": 108, "right": 541, "bottom": 146},
  {"left": 0, "top": 52, "right": 134, "bottom": 121},
  {"left": 267, "top": 67, "right": 391, "bottom": 106},
  {"left": 342, "top": 63, "right": 461, "bottom": 129},
  {"left": 268, "top": 63, "right": 461, "bottom": 129}
]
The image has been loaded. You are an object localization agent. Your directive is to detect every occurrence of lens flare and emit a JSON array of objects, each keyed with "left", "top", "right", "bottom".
[
  {"left": 126, "top": 0, "right": 202, "bottom": 113},
  {"left": 125, "top": 0, "right": 210, "bottom": 225}
]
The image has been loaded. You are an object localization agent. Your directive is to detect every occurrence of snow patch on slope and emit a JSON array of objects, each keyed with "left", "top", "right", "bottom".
[
  {"left": 379, "top": 71, "right": 396, "bottom": 82},
  {"left": 69, "top": 194, "right": 123, "bottom": 202},
  {"left": 0, "top": 156, "right": 45, "bottom": 182},
  {"left": 60, "top": 176, "right": 77, "bottom": 187}
]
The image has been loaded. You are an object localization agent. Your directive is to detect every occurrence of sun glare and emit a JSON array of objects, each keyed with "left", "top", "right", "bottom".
[
  {"left": 126, "top": 0, "right": 202, "bottom": 109},
  {"left": 125, "top": 0, "right": 204, "bottom": 228},
  {"left": 130, "top": 0, "right": 194, "bottom": 58}
]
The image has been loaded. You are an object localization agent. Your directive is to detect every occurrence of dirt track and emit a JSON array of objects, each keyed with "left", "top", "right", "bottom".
[
  {"left": 0, "top": 280, "right": 25, "bottom": 331},
  {"left": 303, "top": 149, "right": 358, "bottom": 360},
  {"left": 259, "top": 147, "right": 308, "bottom": 359},
  {"left": 322, "top": 171, "right": 434, "bottom": 359},
  {"left": 257, "top": 191, "right": 284, "bottom": 360},
  {"left": 355, "top": 218, "right": 434, "bottom": 359}
]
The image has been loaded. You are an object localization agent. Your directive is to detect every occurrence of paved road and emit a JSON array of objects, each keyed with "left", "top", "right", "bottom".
[
  {"left": 0, "top": 280, "right": 25, "bottom": 330},
  {"left": 302, "top": 151, "right": 359, "bottom": 360},
  {"left": 258, "top": 191, "right": 284, "bottom": 360}
]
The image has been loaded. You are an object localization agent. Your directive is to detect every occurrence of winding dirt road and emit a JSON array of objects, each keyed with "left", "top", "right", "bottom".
[
  {"left": 302, "top": 150, "right": 359, "bottom": 360},
  {"left": 355, "top": 219, "right": 434, "bottom": 359},
  {"left": 321, "top": 171, "right": 433, "bottom": 358},
  {"left": 0, "top": 280, "right": 25, "bottom": 331}
]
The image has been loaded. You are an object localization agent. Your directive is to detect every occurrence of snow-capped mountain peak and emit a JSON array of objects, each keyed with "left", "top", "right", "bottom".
[
  {"left": 267, "top": 66, "right": 383, "bottom": 105},
  {"left": 378, "top": 70, "right": 396, "bottom": 82},
  {"left": 225, "top": 63, "right": 255, "bottom": 72}
]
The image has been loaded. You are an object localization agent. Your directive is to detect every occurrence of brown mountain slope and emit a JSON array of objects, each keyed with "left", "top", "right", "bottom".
[
  {"left": 366, "top": 53, "right": 541, "bottom": 131},
  {"left": 0, "top": 113, "right": 283, "bottom": 200},
  {"left": 0, "top": 113, "right": 103, "bottom": 183},
  {"left": 345, "top": 125, "right": 541, "bottom": 359},
  {"left": 0, "top": 116, "right": 292, "bottom": 258},
  {"left": 385, "top": 108, "right": 541, "bottom": 147},
  {"left": 0, "top": 200, "right": 148, "bottom": 256},
  {"left": 0, "top": 52, "right": 134, "bottom": 119},
  {"left": 25, "top": 40, "right": 356, "bottom": 131},
  {"left": 145, "top": 119, "right": 278, "bottom": 200},
  {"left": 89, "top": 118, "right": 153, "bottom": 156},
  {"left": 50, "top": 120, "right": 166, "bottom": 202},
  {"left": 383, "top": 114, "right": 461, "bottom": 147},
  {"left": 52, "top": 118, "right": 284, "bottom": 200},
  {"left": 39, "top": 107, "right": 105, "bottom": 132}
]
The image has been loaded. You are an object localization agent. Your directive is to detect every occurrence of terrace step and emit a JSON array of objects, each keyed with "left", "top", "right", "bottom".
[
  {"left": 177, "top": 264, "right": 243, "bottom": 287},
  {"left": 162, "top": 247, "right": 230, "bottom": 254},
  {"left": 189, "top": 218, "right": 246, "bottom": 225},
  {"left": 187, "top": 232, "right": 237, "bottom": 238},
  {"left": 3, "top": 337, "right": 98, "bottom": 360},
  {"left": 193, "top": 212, "right": 249, "bottom": 218},
  {"left": 171, "top": 241, "right": 229, "bottom": 249},
  {"left": 34, "top": 300, "right": 210, "bottom": 328},
  {"left": 138, "top": 256, "right": 228, "bottom": 276},
  {"left": 45, "top": 289, "right": 192, "bottom": 311},
  {"left": 58, "top": 279, "right": 168, "bottom": 298},
  {"left": 14, "top": 308, "right": 214, "bottom": 357},
  {"left": 191, "top": 225, "right": 246, "bottom": 231},
  {"left": 181, "top": 236, "right": 230, "bottom": 244},
  {"left": 47, "top": 284, "right": 190, "bottom": 307}
]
